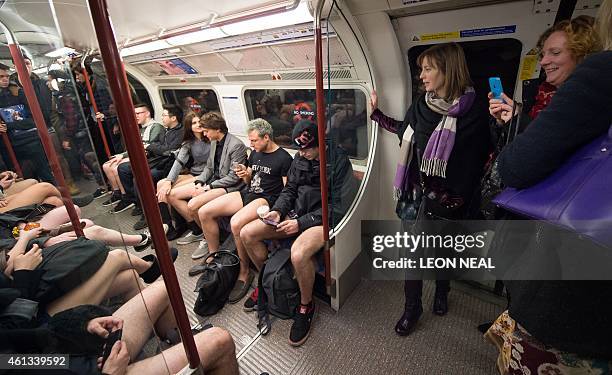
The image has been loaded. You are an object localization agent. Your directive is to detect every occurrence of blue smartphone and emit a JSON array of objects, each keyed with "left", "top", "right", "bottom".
[{"left": 489, "top": 77, "right": 504, "bottom": 100}]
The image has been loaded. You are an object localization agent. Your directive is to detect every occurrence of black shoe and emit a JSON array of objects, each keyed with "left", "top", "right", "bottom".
[
  {"left": 139, "top": 247, "right": 178, "bottom": 283},
  {"left": 433, "top": 293, "right": 448, "bottom": 316},
  {"left": 134, "top": 233, "right": 152, "bottom": 252},
  {"left": 394, "top": 303, "right": 423, "bottom": 336},
  {"left": 166, "top": 225, "right": 187, "bottom": 241},
  {"left": 133, "top": 216, "right": 148, "bottom": 230},
  {"left": 131, "top": 206, "right": 143, "bottom": 216},
  {"left": 93, "top": 188, "right": 110, "bottom": 199},
  {"left": 289, "top": 302, "right": 315, "bottom": 347},
  {"left": 72, "top": 194, "right": 94, "bottom": 207},
  {"left": 243, "top": 287, "right": 258, "bottom": 312},
  {"left": 102, "top": 193, "right": 121, "bottom": 207},
  {"left": 112, "top": 200, "right": 135, "bottom": 213}
]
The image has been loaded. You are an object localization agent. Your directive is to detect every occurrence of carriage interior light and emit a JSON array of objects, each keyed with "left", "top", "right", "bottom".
[
  {"left": 120, "top": 40, "right": 172, "bottom": 57},
  {"left": 166, "top": 27, "right": 228, "bottom": 46},
  {"left": 45, "top": 47, "right": 76, "bottom": 58},
  {"left": 220, "top": 2, "right": 312, "bottom": 36}
]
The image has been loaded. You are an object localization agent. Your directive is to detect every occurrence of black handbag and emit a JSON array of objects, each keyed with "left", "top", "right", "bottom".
[
  {"left": 35, "top": 237, "right": 109, "bottom": 304},
  {"left": 480, "top": 101, "right": 522, "bottom": 219},
  {"left": 193, "top": 251, "right": 240, "bottom": 316}
]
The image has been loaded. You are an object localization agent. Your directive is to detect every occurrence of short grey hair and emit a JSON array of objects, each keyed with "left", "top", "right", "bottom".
[{"left": 247, "top": 118, "right": 274, "bottom": 138}]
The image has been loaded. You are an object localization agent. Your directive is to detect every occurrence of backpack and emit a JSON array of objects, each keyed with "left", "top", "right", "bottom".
[
  {"left": 193, "top": 237, "right": 239, "bottom": 316},
  {"left": 257, "top": 248, "right": 300, "bottom": 335}
]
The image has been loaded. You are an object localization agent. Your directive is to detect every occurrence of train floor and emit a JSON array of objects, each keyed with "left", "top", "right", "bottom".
[{"left": 82, "top": 194, "right": 504, "bottom": 375}]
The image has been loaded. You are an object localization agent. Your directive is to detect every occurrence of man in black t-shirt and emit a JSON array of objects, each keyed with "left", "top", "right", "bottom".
[{"left": 192, "top": 119, "right": 292, "bottom": 303}]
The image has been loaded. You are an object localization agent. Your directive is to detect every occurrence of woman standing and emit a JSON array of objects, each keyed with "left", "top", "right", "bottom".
[{"left": 370, "top": 42, "right": 490, "bottom": 335}]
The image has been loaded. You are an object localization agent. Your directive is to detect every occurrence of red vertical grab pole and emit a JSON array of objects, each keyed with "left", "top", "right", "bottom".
[
  {"left": 86, "top": 0, "right": 201, "bottom": 369},
  {"left": 0, "top": 134, "right": 23, "bottom": 178},
  {"left": 314, "top": 1, "right": 332, "bottom": 289},
  {"left": 80, "top": 67, "right": 112, "bottom": 159},
  {"left": 4, "top": 40, "right": 84, "bottom": 237}
]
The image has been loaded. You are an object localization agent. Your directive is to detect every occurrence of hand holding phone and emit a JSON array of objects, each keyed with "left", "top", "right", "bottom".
[
  {"left": 100, "top": 329, "right": 123, "bottom": 370},
  {"left": 261, "top": 217, "right": 279, "bottom": 227},
  {"left": 489, "top": 77, "right": 504, "bottom": 101}
]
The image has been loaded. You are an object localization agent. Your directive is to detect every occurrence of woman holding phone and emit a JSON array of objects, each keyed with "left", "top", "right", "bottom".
[
  {"left": 370, "top": 42, "right": 490, "bottom": 336},
  {"left": 489, "top": 16, "right": 600, "bottom": 129}
]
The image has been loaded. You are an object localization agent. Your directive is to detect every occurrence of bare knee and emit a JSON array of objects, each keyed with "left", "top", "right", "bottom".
[
  {"left": 195, "top": 327, "right": 235, "bottom": 358},
  {"left": 240, "top": 224, "right": 254, "bottom": 244},
  {"left": 39, "top": 182, "right": 59, "bottom": 196},
  {"left": 230, "top": 216, "right": 244, "bottom": 236},
  {"left": 291, "top": 246, "right": 309, "bottom": 267},
  {"left": 198, "top": 205, "right": 212, "bottom": 222},
  {"left": 187, "top": 200, "right": 199, "bottom": 215}
]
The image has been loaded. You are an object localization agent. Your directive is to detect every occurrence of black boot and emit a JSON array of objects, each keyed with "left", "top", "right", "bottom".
[
  {"left": 433, "top": 280, "right": 450, "bottom": 316},
  {"left": 395, "top": 280, "right": 423, "bottom": 336},
  {"left": 395, "top": 300, "right": 423, "bottom": 336}
]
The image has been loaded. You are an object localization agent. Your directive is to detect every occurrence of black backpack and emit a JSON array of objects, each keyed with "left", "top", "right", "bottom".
[
  {"left": 193, "top": 250, "right": 240, "bottom": 316},
  {"left": 257, "top": 248, "right": 300, "bottom": 335}
]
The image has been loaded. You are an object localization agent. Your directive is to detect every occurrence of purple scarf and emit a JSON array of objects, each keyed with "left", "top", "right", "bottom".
[{"left": 420, "top": 87, "right": 475, "bottom": 178}]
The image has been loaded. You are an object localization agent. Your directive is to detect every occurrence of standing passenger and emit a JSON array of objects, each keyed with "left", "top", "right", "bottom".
[{"left": 370, "top": 42, "right": 490, "bottom": 336}]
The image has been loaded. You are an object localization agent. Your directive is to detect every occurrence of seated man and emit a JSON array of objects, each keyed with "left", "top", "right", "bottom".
[
  {"left": 190, "top": 119, "right": 292, "bottom": 303},
  {"left": 166, "top": 112, "right": 247, "bottom": 258},
  {"left": 102, "top": 103, "right": 164, "bottom": 207},
  {"left": 116, "top": 105, "right": 183, "bottom": 230},
  {"left": 241, "top": 119, "right": 357, "bottom": 347}
]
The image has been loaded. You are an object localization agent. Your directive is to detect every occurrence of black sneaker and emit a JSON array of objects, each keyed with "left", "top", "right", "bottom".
[
  {"left": 166, "top": 225, "right": 188, "bottom": 241},
  {"left": 112, "top": 200, "right": 135, "bottom": 213},
  {"left": 134, "top": 233, "right": 152, "bottom": 252},
  {"left": 133, "top": 216, "right": 148, "bottom": 230},
  {"left": 93, "top": 188, "right": 110, "bottom": 199},
  {"left": 102, "top": 194, "right": 121, "bottom": 207},
  {"left": 72, "top": 194, "right": 94, "bottom": 207},
  {"left": 131, "top": 206, "right": 143, "bottom": 217},
  {"left": 243, "top": 287, "right": 258, "bottom": 312},
  {"left": 289, "top": 302, "right": 315, "bottom": 347}
]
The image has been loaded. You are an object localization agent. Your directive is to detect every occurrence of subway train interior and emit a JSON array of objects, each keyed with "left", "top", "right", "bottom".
[{"left": 0, "top": 0, "right": 609, "bottom": 374}]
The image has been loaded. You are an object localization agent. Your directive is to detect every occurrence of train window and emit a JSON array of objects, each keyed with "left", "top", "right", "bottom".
[
  {"left": 407, "top": 38, "right": 523, "bottom": 102},
  {"left": 160, "top": 89, "right": 220, "bottom": 116},
  {"left": 244, "top": 88, "right": 369, "bottom": 160},
  {"left": 126, "top": 73, "right": 153, "bottom": 115}
]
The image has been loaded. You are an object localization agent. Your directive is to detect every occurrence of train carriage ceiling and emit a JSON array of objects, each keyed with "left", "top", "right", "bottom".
[{"left": 0, "top": 0, "right": 298, "bottom": 56}]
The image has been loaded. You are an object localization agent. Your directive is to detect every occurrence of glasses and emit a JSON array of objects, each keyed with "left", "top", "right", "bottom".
[
  {"left": 135, "top": 112, "right": 146, "bottom": 115},
  {"left": 161, "top": 113, "right": 170, "bottom": 117}
]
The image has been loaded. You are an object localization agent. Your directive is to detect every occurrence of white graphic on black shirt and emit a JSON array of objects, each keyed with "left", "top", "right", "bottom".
[{"left": 250, "top": 172, "right": 264, "bottom": 194}]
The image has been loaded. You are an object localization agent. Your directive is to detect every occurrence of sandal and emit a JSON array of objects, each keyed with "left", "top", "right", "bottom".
[{"left": 139, "top": 247, "right": 179, "bottom": 283}]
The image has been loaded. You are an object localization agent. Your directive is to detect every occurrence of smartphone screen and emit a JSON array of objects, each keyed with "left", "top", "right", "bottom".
[{"left": 261, "top": 217, "right": 279, "bottom": 227}]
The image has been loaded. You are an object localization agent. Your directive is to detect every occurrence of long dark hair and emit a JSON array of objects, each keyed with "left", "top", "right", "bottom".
[{"left": 182, "top": 113, "right": 209, "bottom": 144}]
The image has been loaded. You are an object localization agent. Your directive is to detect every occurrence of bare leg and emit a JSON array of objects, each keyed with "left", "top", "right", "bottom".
[
  {"left": 103, "top": 161, "right": 120, "bottom": 191},
  {"left": 230, "top": 198, "right": 267, "bottom": 281},
  {"left": 0, "top": 182, "right": 62, "bottom": 213},
  {"left": 43, "top": 226, "right": 145, "bottom": 247},
  {"left": 186, "top": 189, "right": 226, "bottom": 229},
  {"left": 199, "top": 191, "right": 244, "bottom": 254},
  {"left": 291, "top": 226, "right": 325, "bottom": 305},
  {"left": 241, "top": 218, "right": 289, "bottom": 271},
  {"left": 113, "top": 281, "right": 174, "bottom": 361},
  {"left": 37, "top": 206, "right": 82, "bottom": 228},
  {"left": 114, "top": 159, "right": 130, "bottom": 194},
  {"left": 167, "top": 182, "right": 199, "bottom": 222},
  {"left": 173, "top": 174, "right": 195, "bottom": 187},
  {"left": 4, "top": 179, "right": 37, "bottom": 196},
  {"left": 46, "top": 249, "right": 152, "bottom": 316},
  {"left": 126, "top": 327, "right": 238, "bottom": 375},
  {"left": 103, "top": 269, "right": 145, "bottom": 301}
]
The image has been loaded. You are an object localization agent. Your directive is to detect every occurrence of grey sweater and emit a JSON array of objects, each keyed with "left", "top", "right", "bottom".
[{"left": 165, "top": 139, "right": 211, "bottom": 182}]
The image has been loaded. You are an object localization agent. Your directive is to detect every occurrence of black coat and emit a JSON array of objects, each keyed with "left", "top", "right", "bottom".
[{"left": 272, "top": 144, "right": 357, "bottom": 231}]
